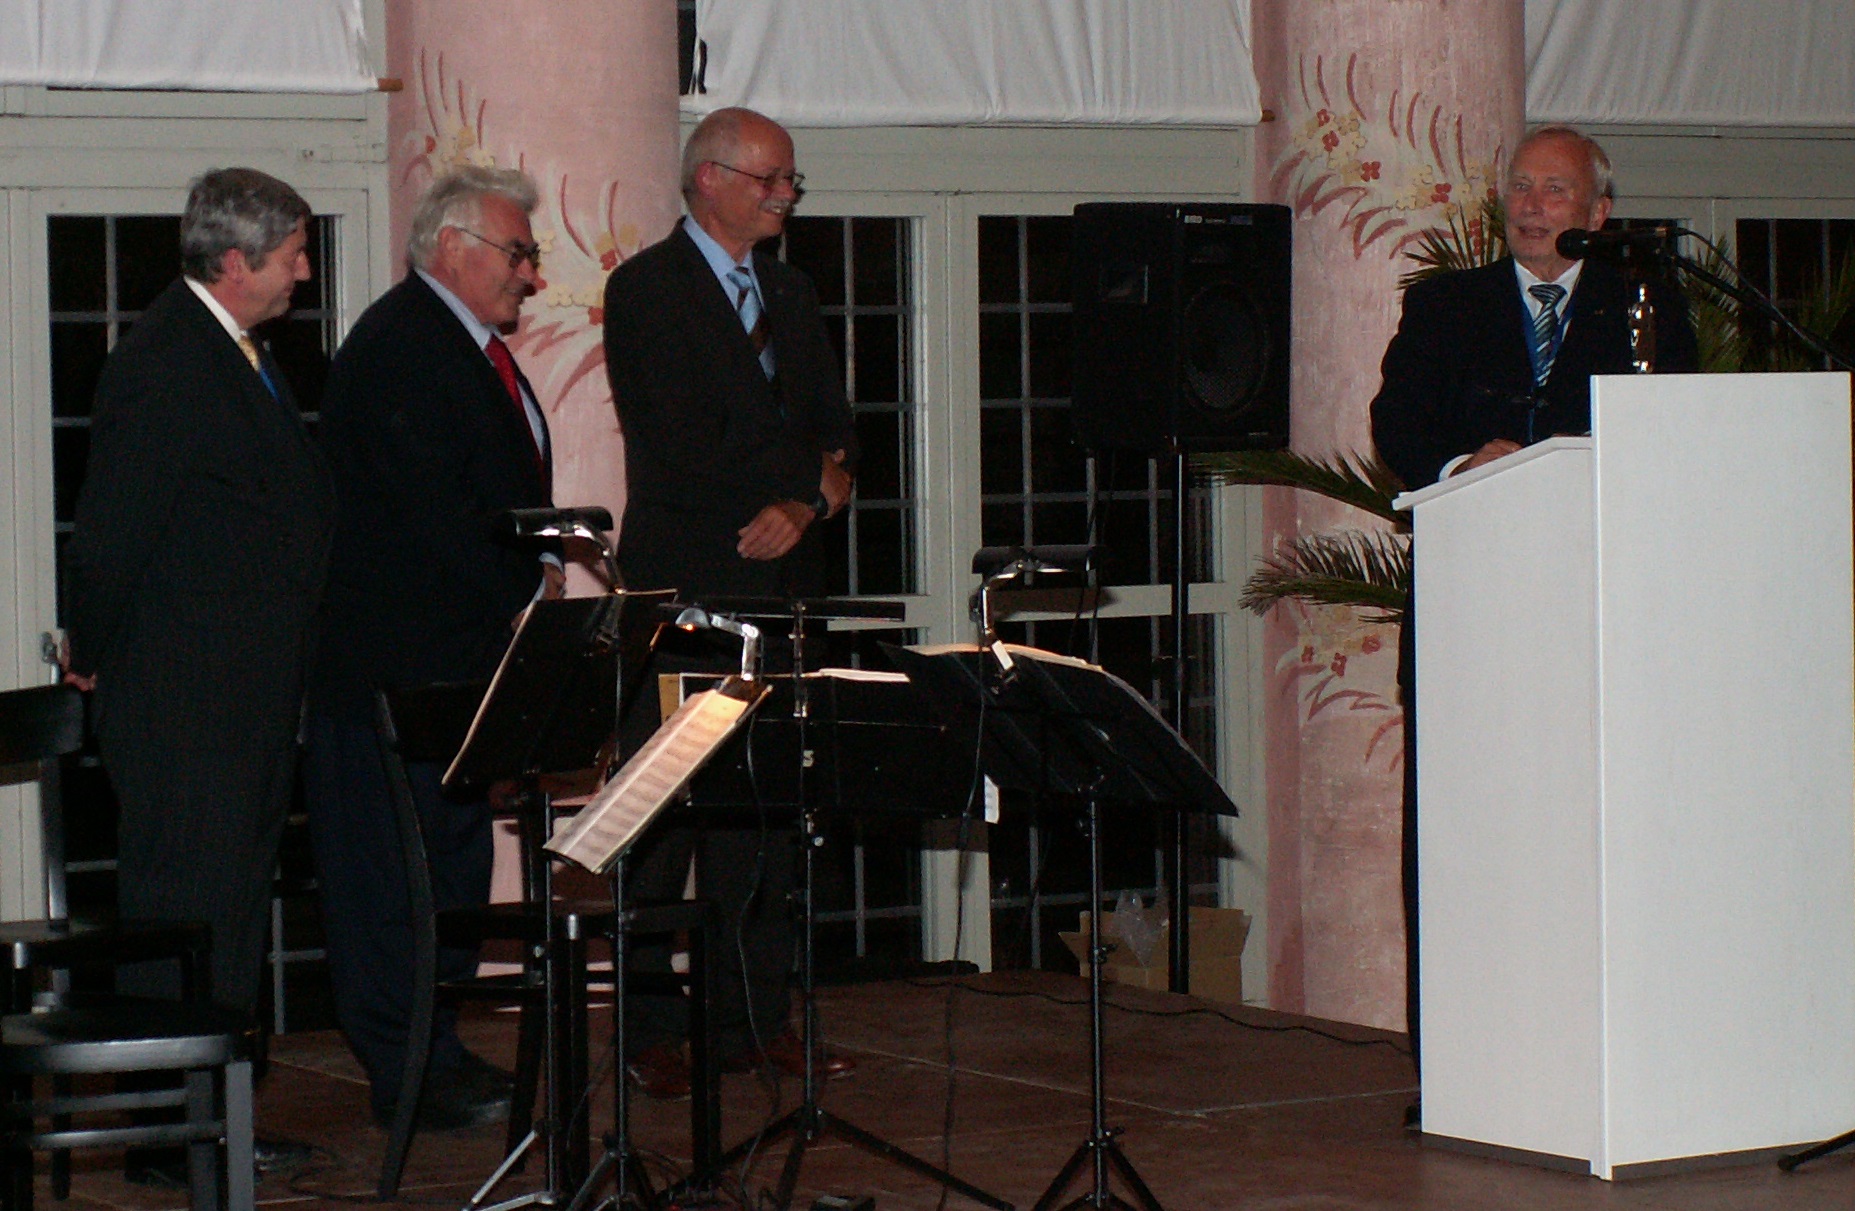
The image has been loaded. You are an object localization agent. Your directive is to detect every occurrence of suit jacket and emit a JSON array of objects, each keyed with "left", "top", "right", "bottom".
[
  {"left": 1370, "top": 256, "right": 1700, "bottom": 490},
  {"left": 603, "top": 223, "right": 857, "bottom": 598},
  {"left": 309, "top": 271, "right": 552, "bottom": 722},
  {"left": 67, "top": 278, "right": 333, "bottom": 749}
]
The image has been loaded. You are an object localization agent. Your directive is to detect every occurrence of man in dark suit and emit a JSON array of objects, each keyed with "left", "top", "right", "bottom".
[
  {"left": 1370, "top": 125, "right": 1699, "bottom": 1116},
  {"left": 602, "top": 107, "right": 857, "bottom": 1097},
  {"left": 65, "top": 167, "right": 333, "bottom": 1176},
  {"left": 305, "top": 166, "right": 555, "bottom": 1129}
]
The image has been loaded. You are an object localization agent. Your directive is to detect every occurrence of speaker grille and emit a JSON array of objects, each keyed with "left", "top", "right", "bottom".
[{"left": 1183, "top": 282, "right": 1270, "bottom": 415}]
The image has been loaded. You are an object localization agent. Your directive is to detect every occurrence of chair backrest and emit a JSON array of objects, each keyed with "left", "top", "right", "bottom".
[
  {"left": 0, "top": 684, "right": 84, "bottom": 767},
  {"left": 0, "top": 684, "right": 86, "bottom": 920},
  {"left": 373, "top": 682, "right": 488, "bottom": 932}
]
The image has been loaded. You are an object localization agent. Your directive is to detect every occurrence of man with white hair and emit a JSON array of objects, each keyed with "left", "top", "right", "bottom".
[
  {"left": 1370, "top": 126, "right": 1699, "bottom": 1124},
  {"left": 306, "top": 166, "right": 556, "bottom": 1130}
]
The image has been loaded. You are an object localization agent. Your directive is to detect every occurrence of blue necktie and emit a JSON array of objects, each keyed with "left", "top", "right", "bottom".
[
  {"left": 1529, "top": 282, "right": 1567, "bottom": 387},
  {"left": 727, "top": 266, "right": 775, "bottom": 379}
]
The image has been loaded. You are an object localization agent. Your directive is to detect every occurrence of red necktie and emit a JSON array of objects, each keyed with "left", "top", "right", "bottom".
[{"left": 485, "top": 335, "right": 546, "bottom": 483}]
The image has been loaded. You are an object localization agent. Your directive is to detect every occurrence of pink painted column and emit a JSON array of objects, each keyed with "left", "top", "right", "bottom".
[
  {"left": 387, "top": 1, "right": 682, "bottom": 589},
  {"left": 385, "top": 4, "right": 681, "bottom": 903},
  {"left": 1250, "top": 1, "right": 1524, "bottom": 1029}
]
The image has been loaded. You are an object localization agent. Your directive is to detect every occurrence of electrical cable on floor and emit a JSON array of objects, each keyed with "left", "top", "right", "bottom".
[{"left": 900, "top": 975, "right": 1412, "bottom": 1055}]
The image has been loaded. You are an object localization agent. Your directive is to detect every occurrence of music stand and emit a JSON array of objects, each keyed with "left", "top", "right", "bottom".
[
  {"left": 680, "top": 670, "right": 1011, "bottom": 1211},
  {"left": 885, "top": 642, "right": 1239, "bottom": 1211},
  {"left": 439, "top": 590, "right": 668, "bottom": 1210},
  {"left": 546, "top": 674, "right": 771, "bottom": 1211}
]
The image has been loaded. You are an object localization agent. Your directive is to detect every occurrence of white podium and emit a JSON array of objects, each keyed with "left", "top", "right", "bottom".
[{"left": 1395, "top": 372, "right": 1855, "bottom": 1179}]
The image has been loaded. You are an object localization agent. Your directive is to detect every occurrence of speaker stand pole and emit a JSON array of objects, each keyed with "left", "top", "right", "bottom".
[{"left": 1166, "top": 445, "right": 1190, "bottom": 996}]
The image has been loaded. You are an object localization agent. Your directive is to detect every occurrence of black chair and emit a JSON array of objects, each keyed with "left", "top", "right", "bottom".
[
  {"left": 1, "top": 998, "right": 255, "bottom": 1211},
  {"left": 0, "top": 684, "right": 211, "bottom": 1017},
  {"left": 372, "top": 684, "right": 719, "bottom": 1204},
  {"left": 373, "top": 684, "right": 611, "bottom": 1199},
  {"left": 0, "top": 684, "right": 212, "bottom": 1201}
]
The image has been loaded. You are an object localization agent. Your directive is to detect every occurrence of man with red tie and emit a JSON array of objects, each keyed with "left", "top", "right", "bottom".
[{"left": 305, "top": 166, "right": 556, "bottom": 1130}]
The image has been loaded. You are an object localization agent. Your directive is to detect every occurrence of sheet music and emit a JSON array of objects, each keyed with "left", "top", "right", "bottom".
[
  {"left": 909, "top": 641, "right": 1101, "bottom": 671},
  {"left": 545, "top": 685, "right": 761, "bottom": 874}
]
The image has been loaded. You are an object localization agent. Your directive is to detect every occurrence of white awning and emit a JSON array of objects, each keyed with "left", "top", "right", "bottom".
[
  {"left": 684, "top": 0, "right": 1262, "bottom": 128},
  {"left": 0, "top": 0, "right": 371, "bottom": 94},
  {"left": 1526, "top": 0, "right": 1855, "bottom": 127}
]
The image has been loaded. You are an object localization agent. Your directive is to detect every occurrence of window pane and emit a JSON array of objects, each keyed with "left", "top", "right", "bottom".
[
  {"left": 48, "top": 217, "right": 106, "bottom": 312},
  {"left": 778, "top": 214, "right": 919, "bottom": 597},
  {"left": 50, "top": 323, "right": 108, "bottom": 419},
  {"left": 115, "top": 216, "right": 181, "bottom": 310},
  {"left": 979, "top": 405, "right": 1025, "bottom": 497},
  {"left": 852, "top": 312, "right": 900, "bottom": 404},
  {"left": 783, "top": 216, "right": 845, "bottom": 307},
  {"left": 851, "top": 217, "right": 900, "bottom": 307},
  {"left": 977, "top": 311, "right": 1022, "bottom": 401},
  {"left": 978, "top": 216, "right": 1019, "bottom": 306},
  {"left": 1025, "top": 215, "right": 1071, "bottom": 304},
  {"left": 853, "top": 409, "right": 901, "bottom": 500}
]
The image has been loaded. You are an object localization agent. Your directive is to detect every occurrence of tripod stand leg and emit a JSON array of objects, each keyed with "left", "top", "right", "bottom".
[
  {"left": 773, "top": 1117, "right": 815, "bottom": 1210},
  {"left": 822, "top": 1111, "right": 1014, "bottom": 1211},
  {"left": 1032, "top": 1142, "right": 1092, "bottom": 1211},
  {"left": 1103, "top": 1140, "right": 1163, "bottom": 1211},
  {"left": 1778, "top": 1126, "right": 1855, "bottom": 1172}
]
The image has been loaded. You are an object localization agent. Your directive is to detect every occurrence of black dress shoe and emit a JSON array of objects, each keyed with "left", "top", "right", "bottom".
[
  {"left": 374, "top": 1066, "right": 512, "bottom": 1132},
  {"left": 451, "top": 1049, "right": 516, "bottom": 1099}
]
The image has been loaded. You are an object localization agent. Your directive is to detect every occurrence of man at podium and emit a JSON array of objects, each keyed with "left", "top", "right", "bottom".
[{"left": 1367, "top": 125, "right": 1698, "bottom": 1114}]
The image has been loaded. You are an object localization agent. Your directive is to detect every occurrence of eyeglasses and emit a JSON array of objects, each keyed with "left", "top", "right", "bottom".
[
  {"left": 707, "top": 161, "right": 806, "bottom": 193},
  {"left": 456, "top": 226, "right": 542, "bottom": 270}
]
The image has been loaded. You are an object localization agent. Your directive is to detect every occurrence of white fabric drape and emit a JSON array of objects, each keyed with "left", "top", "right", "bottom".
[
  {"left": 1526, "top": 0, "right": 1855, "bottom": 127},
  {"left": 685, "top": 0, "right": 1262, "bottom": 128},
  {"left": 0, "top": 0, "right": 371, "bottom": 94}
]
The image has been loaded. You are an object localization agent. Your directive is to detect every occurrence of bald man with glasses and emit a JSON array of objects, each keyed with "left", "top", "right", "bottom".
[{"left": 602, "top": 106, "right": 857, "bottom": 1098}]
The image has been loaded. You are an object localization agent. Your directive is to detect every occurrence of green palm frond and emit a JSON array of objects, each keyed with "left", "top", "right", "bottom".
[
  {"left": 1243, "top": 530, "right": 1410, "bottom": 623},
  {"left": 1771, "top": 247, "right": 1855, "bottom": 371},
  {"left": 1193, "top": 448, "right": 1407, "bottom": 525},
  {"left": 1685, "top": 241, "right": 1752, "bottom": 373},
  {"left": 1398, "top": 196, "right": 1507, "bottom": 292}
]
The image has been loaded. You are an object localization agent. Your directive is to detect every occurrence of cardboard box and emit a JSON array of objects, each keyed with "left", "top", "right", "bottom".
[{"left": 1058, "top": 906, "right": 1250, "bottom": 1005}]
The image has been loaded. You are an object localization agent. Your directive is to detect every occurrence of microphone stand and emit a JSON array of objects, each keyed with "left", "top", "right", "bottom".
[{"left": 1565, "top": 228, "right": 1855, "bottom": 373}]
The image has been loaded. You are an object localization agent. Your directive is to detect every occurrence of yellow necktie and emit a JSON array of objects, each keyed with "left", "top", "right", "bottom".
[{"left": 236, "top": 334, "right": 262, "bottom": 372}]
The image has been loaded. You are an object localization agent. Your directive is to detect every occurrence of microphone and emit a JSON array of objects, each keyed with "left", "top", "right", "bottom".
[
  {"left": 1555, "top": 225, "right": 1685, "bottom": 260},
  {"left": 501, "top": 506, "right": 614, "bottom": 540}
]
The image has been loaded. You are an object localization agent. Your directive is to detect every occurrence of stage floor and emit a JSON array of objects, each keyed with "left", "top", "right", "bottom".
[{"left": 25, "top": 970, "right": 1855, "bottom": 1210}]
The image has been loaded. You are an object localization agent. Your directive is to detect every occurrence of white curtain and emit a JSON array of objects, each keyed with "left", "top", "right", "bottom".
[
  {"left": 685, "top": 0, "right": 1262, "bottom": 128},
  {"left": 1527, "top": 0, "right": 1855, "bottom": 127},
  {"left": 0, "top": 0, "right": 371, "bottom": 94}
]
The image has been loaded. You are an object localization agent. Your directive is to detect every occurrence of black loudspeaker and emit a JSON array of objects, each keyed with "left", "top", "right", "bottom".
[{"left": 1070, "top": 202, "right": 1292, "bottom": 452}]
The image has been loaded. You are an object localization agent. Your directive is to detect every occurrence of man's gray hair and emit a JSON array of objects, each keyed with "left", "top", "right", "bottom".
[
  {"left": 406, "top": 167, "right": 539, "bottom": 271},
  {"left": 1515, "top": 124, "right": 1615, "bottom": 201},
  {"left": 180, "top": 168, "right": 311, "bottom": 283},
  {"left": 680, "top": 107, "right": 768, "bottom": 197}
]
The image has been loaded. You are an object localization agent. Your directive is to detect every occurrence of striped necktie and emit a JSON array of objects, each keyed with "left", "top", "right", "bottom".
[
  {"left": 727, "top": 266, "right": 775, "bottom": 378},
  {"left": 1529, "top": 283, "right": 1567, "bottom": 387}
]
